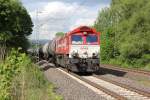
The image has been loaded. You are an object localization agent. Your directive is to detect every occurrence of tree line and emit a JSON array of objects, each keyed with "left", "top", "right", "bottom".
[
  {"left": 94, "top": 0, "right": 150, "bottom": 68},
  {"left": 0, "top": 1, "right": 62, "bottom": 99},
  {"left": 0, "top": 0, "right": 33, "bottom": 60}
]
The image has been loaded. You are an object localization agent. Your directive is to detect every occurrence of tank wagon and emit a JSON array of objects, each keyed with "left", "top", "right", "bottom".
[{"left": 42, "top": 26, "right": 100, "bottom": 72}]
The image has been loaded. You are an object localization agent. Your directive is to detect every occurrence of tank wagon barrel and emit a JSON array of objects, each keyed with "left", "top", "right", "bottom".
[
  {"left": 47, "top": 39, "right": 57, "bottom": 56},
  {"left": 41, "top": 39, "right": 57, "bottom": 61}
]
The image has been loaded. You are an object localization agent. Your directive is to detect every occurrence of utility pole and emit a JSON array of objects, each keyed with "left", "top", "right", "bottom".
[
  {"left": 35, "top": 9, "right": 48, "bottom": 62},
  {"left": 35, "top": 9, "right": 40, "bottom": 62}
]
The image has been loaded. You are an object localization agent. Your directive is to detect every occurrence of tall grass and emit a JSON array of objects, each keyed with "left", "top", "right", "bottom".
[
  {"left": 0, "top": 49, "right": 63, "bottom": 100},
  {"left": 102, "top": 58, "right": 150, "bottom": 71}
]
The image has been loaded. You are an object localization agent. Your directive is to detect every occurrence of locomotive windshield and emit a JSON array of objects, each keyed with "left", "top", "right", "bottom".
[
  {"left": 72, "top": 35, "right": 83, "bottom": 44},
  {"left": 86, "top": 35, "right": 98, "bottom": 44}
]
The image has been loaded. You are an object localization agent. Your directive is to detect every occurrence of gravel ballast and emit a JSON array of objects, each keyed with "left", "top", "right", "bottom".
[{"left": 44, "top": 68, "right": 111, "bottom": 100}]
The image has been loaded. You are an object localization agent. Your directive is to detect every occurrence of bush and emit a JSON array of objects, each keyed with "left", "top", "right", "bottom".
[
  {"left": 0, "top": 48, "right": 25, "bottom": 99},
  {"left": 0, "top": 49, "right": 62, "bottom": 100}
]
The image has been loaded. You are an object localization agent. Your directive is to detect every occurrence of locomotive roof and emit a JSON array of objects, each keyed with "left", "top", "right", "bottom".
[
  {"left": 53, "top": 26, "right": 99, "bottom": 40},
  {"left": 67, "top": 26, "right": 97, "bottom": 36}
]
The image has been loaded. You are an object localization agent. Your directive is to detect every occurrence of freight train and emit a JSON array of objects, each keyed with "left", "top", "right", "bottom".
[{"left": 40, "top": 26, "right": 100, "bottom": 72}]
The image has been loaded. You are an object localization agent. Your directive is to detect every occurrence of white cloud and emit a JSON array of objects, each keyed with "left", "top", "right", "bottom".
[
  {"left": 69, "top": 18, "right": 95, "bottom": 30},
  {"left": 27, "top": 1, "right": 110, "bottom": 40}
]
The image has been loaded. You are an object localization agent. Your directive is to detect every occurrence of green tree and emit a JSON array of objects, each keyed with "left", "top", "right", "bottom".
[
  {"left": 94, "top": 0, "right": 150, "bottom": 68},
  {"left": 0, "top": 0, "right": 33, "bottom": 51},
  {"left": 55, "top": 32, "right": 65, "bottom": 37}
]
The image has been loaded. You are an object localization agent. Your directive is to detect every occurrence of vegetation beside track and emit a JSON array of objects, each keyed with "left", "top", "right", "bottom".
[
  {"left": 94, "top": 0, "right": 150, "bottom": 70},
  {"left": 0, "top": 0, "right": 33, "bottom": 60},
  {"left": 0, "top": 0, "right": 62, "bottom": 99},
  {"left": 0, "top": 49, "right": 62, "bottom": 100}
]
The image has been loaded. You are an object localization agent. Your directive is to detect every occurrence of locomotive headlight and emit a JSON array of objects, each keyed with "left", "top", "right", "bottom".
[
  {"left": 71, "top": 51, "right": 79, "bottom": 58},
  {"left": 92, "top": 53, "right": 96, "bottom": 58},
  {"left": 92, "top": 52, "right": 100, "bottom": 58}
]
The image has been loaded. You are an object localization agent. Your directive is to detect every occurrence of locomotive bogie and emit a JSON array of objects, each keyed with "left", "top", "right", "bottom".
[{"left": 68, "top": 58, "right": 100, "bottom": 72}]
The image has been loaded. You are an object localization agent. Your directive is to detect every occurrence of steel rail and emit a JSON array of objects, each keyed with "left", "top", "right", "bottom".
[
  {"left": 94, "top": 75, "right": 150, "bottom": 98},
  {"left": 59, "top": 68, "right": 126, "bottom": 100},
  {"left": 101, "top": 64, "right": 150, "bottom": 76}
]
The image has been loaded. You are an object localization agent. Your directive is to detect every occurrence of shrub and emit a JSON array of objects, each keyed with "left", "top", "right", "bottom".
[{"left": 0, "top": 49, "right": 62, "bottom": 100}]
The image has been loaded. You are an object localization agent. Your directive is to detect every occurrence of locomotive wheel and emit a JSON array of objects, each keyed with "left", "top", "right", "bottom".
[
  {"left": 95, "top": 65, "right": 100, "bottom": 73},
  {"left": 66, "top": 65, "right": 70, "bottom": 72},
  {"left": 55, "top": 62, "right": 59, "bottom": 67},
  {"left": 48, "top": 58, "right": 52, "bottom": 62},
  {"left": 64, "top": 55, "right": 70, "bottom": 72}
]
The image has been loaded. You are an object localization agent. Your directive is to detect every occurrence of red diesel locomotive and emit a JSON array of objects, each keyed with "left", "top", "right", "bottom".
[{"left": 42, "top": 26, "right": 100, "bottom": 72}]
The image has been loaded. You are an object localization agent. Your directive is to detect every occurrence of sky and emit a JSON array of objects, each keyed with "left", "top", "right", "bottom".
[{"left": 21, "top": 0, "right": 111, "bottom": 40}]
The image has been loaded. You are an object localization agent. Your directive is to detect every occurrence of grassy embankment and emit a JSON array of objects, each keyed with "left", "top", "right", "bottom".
[
  {"left": 101, "top": 59, "right": 150, "bottom": 71},
  {"left": 0, "top": 49, "right": 62, "bottom": 100}
]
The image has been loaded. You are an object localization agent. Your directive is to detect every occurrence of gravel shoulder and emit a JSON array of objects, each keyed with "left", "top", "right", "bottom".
[
  {"left": 100, "top": 65, "right": 150, "bottom": 87},
  {"left": 44, "top": 68, "right": 110, "bottom": 100}
]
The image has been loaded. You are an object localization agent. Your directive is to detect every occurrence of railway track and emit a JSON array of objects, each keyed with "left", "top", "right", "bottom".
[
  {"left": 101, "top": 64, "right": 150, "bottom": 76},
  {"left": 59, "top": 68, "right": 150, "bottom": 100},
  {"left": 59, "top": 68, "right": 124, "bottom": 100},
  {"left": 37, "top": 61, "right": 150, "bottom": 100},
  {"left": 94, "top": 75, "right": 150, "bottom": 98},
  {"left": 83, "top": 75, "right": 150, "bottom": 100}
]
